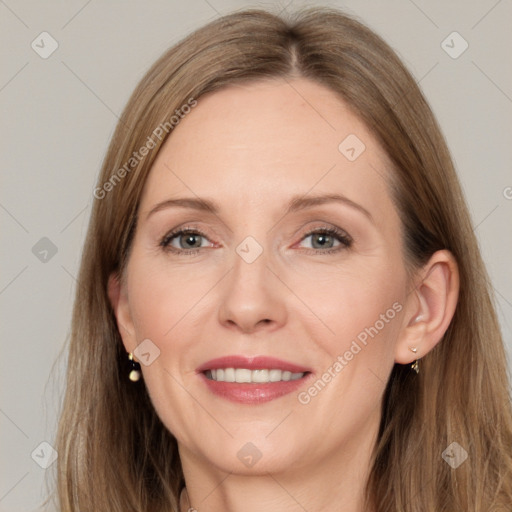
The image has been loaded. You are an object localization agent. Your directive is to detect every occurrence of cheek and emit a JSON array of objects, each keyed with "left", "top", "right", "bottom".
[
  {"left": 125, "top": 259, "right": 205, "bottom": 441},
  {"left": 127, "top": 255, "right": 210, "bottom": 339},
  {"left": 298, "top": 261, "right": 403, "bottom": 341}
]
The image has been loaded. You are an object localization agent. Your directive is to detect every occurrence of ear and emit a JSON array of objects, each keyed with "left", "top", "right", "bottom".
[
  {"left": 395, "top": 250, "right": 459, "bottom": 364},
  {"left": 107, "top": 271, "right": 137, "bottom": 354}
]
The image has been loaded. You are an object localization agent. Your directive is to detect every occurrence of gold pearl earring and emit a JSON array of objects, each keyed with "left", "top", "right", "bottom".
[
  {"left": 128, "top": 353, "right": 141, "bottom": 382},
  {"left": 409, "top": 347, "right": 419, "bottom": 374}
]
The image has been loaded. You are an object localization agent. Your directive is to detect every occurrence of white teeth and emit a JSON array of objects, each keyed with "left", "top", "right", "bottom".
[
  {"left": 206, "top": 368, "right": 305, "bottom": 383},
  {"left": 224, "top": 368, "right": 235, "bottom": 382},
  {"left": 269, "top": 369, "right": 282, "bottom": 382},
  {"left": 252, "top": 369, "right": 269, "bottom": 383},
  {"left": 235, "top": 368, "right": 252, "bottom": 383}
]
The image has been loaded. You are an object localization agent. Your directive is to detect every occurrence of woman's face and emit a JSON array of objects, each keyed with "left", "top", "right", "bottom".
[{"left": 113, "top": 78, "right": 412, "bottom": 476}]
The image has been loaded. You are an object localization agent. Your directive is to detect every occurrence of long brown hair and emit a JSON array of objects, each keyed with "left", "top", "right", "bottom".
[{"left": 55, "top": 7, "right": 512, "bottom": 511}]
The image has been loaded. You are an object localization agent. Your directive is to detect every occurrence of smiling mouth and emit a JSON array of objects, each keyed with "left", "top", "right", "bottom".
[{"left": 203, "top": 368, "right": 309, "bottom": 383}]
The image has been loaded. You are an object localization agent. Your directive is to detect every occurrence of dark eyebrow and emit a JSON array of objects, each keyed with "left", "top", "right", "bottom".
[{"left": 145, "top": 193, "right": 373, "bottom": 223}]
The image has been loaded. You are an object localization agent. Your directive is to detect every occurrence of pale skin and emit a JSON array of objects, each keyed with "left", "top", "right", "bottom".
[{"left": 108, "top": 78, "right": 459, "bottom": 512}]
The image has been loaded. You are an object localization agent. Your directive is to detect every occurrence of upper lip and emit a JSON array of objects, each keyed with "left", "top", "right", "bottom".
[{"left": 196, "top": 355, "right": 312, "bottom": 374}]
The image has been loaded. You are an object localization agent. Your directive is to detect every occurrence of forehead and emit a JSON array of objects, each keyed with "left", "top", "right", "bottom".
[{"left": 139, "top": 78, "right": 396, "bottom": 222}]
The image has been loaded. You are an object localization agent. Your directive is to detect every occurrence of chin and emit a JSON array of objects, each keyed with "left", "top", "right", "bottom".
[{"left": 190, "top": 436, "right": 306, "bottom": 476}]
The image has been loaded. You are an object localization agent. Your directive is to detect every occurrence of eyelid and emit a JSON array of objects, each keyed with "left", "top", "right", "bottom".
[
  {"left": 299, "top": 224, "right": 352, "bottom": 242},
  {"left": 159, "top": 225, "right": 216, "bottom": 251},
  {"left": 293, "top": 225, "right": 353, "bottom": 252}
]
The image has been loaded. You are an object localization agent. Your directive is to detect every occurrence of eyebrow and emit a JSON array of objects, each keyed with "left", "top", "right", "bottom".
[{"left": 145, "top": 193, "right": 373, "bottom": 223}]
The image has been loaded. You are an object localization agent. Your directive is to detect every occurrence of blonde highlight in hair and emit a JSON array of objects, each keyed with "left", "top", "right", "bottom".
[{"left": 55, "top": 8, "right": 512, "bottom": 511}]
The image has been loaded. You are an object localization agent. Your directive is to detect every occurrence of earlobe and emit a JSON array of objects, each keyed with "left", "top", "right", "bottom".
[
  {"left": 395, "top": 250, "right": 459, "bottom": 365},
  {"left": 107, "top": 272, "right": 136, "bottom": 352}
]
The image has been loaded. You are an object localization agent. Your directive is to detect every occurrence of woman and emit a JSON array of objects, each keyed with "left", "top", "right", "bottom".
[{"left": 55, "top": 7, "right": 512, "bottom": 511}]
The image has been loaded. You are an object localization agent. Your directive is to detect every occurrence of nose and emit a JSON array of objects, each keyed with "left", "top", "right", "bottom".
[{"left": 217, "top": 244, "right": 288, "bottom": 335}]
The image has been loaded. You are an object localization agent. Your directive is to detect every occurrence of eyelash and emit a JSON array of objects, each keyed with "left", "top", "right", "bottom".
[{"left": 159, "top": 225, "right": 353, "bottom": 256}]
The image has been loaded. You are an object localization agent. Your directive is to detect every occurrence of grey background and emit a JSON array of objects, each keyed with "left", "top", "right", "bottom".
[{"left": 1, "top": 0, "right": 511, "bottom": 510}]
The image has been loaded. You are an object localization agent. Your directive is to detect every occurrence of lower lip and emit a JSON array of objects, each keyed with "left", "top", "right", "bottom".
[{"left": 199, "top": 372, "right": 311, "bottom": 404}]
